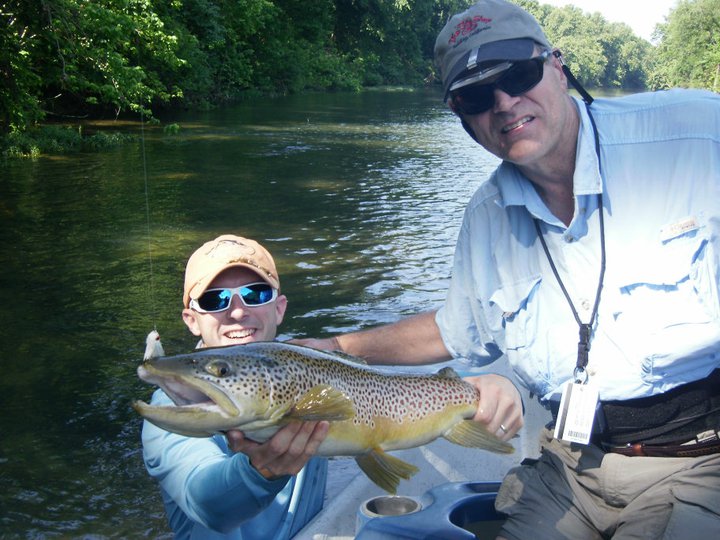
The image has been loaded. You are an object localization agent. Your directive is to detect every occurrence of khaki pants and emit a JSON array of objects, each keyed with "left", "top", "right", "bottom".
[{"left": 495, "top": 429, "right": 720, "bottom": 539}]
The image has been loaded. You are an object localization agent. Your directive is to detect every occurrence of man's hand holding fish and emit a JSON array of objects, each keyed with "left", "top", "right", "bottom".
[
  {"left": 226, "top": 420, "right": 329, "bottom": 479},
  {"left": 464, "top": 374, "right": 522, "bottom": 442}
]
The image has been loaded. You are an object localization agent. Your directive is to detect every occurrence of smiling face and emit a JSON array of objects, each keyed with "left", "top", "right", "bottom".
[
  {"left": 460, "top": 51, "right": 579, "bottom": 174},
  {"left": 182, "top": 267, "right": 287, "bottom": 347}
]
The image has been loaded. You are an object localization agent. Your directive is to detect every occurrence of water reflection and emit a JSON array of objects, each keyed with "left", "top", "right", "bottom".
[{"left": 0, "top": 88, "right": 499, "bottom": 536}]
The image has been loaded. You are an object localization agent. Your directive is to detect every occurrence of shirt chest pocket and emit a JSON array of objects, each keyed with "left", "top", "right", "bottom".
[
  {"left": 613, "top": 232, "right": 720, "bottom": 377},
  {"left": 615, "top": 234, "right": 717, "bottom": 326},
  {"left": 488, "top": 275, "right": 542, "bottom": 351}
]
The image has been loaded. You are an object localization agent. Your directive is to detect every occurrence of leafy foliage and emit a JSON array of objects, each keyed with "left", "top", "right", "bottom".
[
  {"left": 648, "top": 0, "right": 720, "bottom": 90},
  {"left": 520, "top": 1, "right": 651, "bottom": 89},
  {"left": 1, "top": 0, "right": 718, "bottom": 138},
  {"left": 1, "top": 124, "right": 134, "bottom": 157},
  {"left": 40, "top": 1, "right": 184, "bottom": 114},
  {"left": 0, "top": 1, "right": 44, "bottom": 131}
]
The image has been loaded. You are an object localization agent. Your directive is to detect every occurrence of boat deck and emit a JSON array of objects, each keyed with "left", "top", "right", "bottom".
[{"left": 296, "top": 362, "right": 550, "bottom": 539}]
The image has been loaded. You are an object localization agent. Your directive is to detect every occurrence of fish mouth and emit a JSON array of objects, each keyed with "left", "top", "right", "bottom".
[{"left": 136, "top": 363, "right": 240, "bottom": 417}]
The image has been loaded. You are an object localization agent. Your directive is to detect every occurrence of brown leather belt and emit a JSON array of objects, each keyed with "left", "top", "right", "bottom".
[{"left": 606, "top": 437, "right": 720, "bottom": 458}]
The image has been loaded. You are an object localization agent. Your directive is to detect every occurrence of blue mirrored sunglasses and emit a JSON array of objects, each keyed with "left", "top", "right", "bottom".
[{"left": 190, "top": 282, "right": 277, "bottom": 313}]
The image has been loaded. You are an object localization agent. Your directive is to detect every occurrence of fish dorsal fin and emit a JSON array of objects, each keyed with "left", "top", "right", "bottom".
[
  {"left": 444, "top": 419, "right": 514, "bottom": 454},
  {"left": 355, "top": 448, "right": 419, "bottom": 494},
  {"left": 288, "top": 384, "right": 356, "bottom": 421},
  {"left": 437, "top": 366, "right": 460, "bottom": 379},
  {"left": 330, "top": 350, "right": 368, "bottom": 365}
]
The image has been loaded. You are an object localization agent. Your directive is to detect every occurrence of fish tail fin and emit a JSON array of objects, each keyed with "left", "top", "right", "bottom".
[
  {"left": 355, "top": 448, "right": 420, "bottom": 494},
  {"left": 444, "top": 420, "right": 514, "bottom": 454}
]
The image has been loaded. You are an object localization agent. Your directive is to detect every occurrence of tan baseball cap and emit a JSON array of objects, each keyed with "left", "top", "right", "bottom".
[
  {"left": 434, "top": 0, "right": 551, "bottom": 99},
  {"left": 183, "top": 235, "right": 280, "bottom": 308}
]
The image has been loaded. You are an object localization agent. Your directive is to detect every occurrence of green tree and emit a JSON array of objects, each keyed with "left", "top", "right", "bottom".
[
  {"left": 1, "top": 0, "right": 186, "bottom": 133},
  {"left": 521, "top": 1, "right": 649, "bottom": 90},
  {"left": 2, "top": 0, "right": 664, "bottom": 141},
  {"left": 0, "top": 1, "right": 43, "bottom": 132},
  {"left": 254, "top": 0, "right": 359, "bottom": 93},
  {"left": 161, "top": 0, "right": 282, "bottom": 103},
  {"left": 541, "top": 5, "right": 606, "bottom": 86},
  {"left": 614, "top": 31, "right": 652, "bottom": 89},
  {"left": 649, "top": 0, "right": 720, "bottom": 90},
  {"left": 39, "top": 0, "right": 186, "bottom": 116}
]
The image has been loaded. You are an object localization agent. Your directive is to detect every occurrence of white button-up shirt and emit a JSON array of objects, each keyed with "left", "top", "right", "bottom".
[{"left": 437, "top": 89, "right": 720, "bottom": 402}]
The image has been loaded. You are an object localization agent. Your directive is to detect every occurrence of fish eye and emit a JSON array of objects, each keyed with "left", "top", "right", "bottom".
[{"left": 206, "top": 361, "right": 232, "bottom": 378}]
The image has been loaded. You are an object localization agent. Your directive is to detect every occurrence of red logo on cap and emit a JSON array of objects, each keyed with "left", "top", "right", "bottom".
[{"left": 449, "top": 15, "right": 492, "bottom": 45}]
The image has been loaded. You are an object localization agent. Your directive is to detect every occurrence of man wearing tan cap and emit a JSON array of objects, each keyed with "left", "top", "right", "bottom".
[
  {"left": 140, "top": 234, "right": 329, "bottom": 539},
  {"left": 298, "top": 1, "right": 720, "bottom": 538},
  {"left": 181, "top": 234, "right": 285, "bottom": 347}
]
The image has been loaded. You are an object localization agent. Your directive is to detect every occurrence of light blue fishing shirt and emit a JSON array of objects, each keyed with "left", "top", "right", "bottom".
[
  {"left": 437, "top": 89, "right": 720, "bottom": 403},
  {"left": 141, "top": 389, "right": 327, "bottom": 540}
]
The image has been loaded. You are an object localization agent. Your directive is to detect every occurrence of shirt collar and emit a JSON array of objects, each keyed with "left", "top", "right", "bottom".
[
  {"left": 573, "top": 97, "right": 603, "bottom": 196},
  {"left": 495, "top": 96, "right": 603, "bottom": 215}
]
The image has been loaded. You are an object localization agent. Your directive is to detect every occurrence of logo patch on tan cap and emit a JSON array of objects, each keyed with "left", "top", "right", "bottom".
[{"left": 205, "top": 238, "right": 257, "bottom": 262}]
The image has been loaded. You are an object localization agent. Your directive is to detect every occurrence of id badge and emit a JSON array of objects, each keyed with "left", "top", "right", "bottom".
[{"left": 553, "top": 382, "right": 599, "bottom": 445}]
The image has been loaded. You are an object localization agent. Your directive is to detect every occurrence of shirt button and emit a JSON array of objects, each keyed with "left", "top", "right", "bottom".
[
  {"left": 581, "top": 299, "right": 591, "bottom": 311},
  {"left": 564, "top": 234, "right": 574, "bottom": 243}
]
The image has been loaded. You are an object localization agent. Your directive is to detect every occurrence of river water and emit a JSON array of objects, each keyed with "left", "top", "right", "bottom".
[{"left": 0, "top": 88, "right": 500, "bottom": 537}]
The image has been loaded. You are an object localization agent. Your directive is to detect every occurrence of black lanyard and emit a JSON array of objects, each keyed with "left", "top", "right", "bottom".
[{"left": 533, "top": 103, "right": 606, "bottom": 384}]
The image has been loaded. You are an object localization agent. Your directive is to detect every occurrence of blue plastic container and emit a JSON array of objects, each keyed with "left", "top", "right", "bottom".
[{"left": 355, "top": 481, "right": 504, "bottom": 539}]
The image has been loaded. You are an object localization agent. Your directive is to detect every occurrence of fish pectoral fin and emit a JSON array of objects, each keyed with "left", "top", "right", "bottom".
[
  {"left": 355, "top": 448, "right": 419, "bottom": 494},
  {"left": 444, "top": 420, "right": 514, "bottom": 454},
  {"left": 288, "top": 385, "right": 356, "bottom": 421}
]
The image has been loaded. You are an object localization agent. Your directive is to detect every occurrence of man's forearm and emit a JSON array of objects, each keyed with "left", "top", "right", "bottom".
[{"left": 336, "top": 310, "right": 451, "bottom": 365}]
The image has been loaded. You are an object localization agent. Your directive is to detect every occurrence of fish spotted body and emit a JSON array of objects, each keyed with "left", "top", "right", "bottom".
[{"left": 133, "top": 341, "right": 513, "bottom": 492}]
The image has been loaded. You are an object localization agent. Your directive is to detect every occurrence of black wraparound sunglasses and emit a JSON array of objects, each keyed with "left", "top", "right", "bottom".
[{"left": 450, "top": 50, "right": 551, "bottom": 116}]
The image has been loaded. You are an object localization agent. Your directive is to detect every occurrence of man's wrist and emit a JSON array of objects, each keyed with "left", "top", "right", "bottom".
[{"left": 252, "top": 462, "right": 283, "bottom": 481}]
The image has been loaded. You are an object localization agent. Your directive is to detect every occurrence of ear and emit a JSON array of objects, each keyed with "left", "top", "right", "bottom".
[
  {"left": 274, "top": 294, "right": 288, "bottom": 326},
  {"left": 461, "top": 118, "right": 479, "bottom": 142},
  {"left": 550, "top": 49, "right": 569, "bottom": 87},
  {"left": 182, "top": 308, "right": 202, "bottom": 336},
  {"left": 448, "top": 97, "right": 479, "bottom": 142}
]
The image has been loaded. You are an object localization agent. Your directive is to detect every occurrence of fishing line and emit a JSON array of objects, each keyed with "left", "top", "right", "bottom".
[
  {"left": 140, "top": 109, "right": 158, "bottom": 331},
  {"left": 139, "top": 110, "right": 166, "bottom": 360}
]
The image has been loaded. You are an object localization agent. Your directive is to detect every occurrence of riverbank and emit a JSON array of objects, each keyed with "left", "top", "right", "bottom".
[{"left": 1, "top": 123, "right": 135, "bottom": 157}]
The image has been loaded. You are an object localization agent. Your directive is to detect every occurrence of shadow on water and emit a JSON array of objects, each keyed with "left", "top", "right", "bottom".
[{"left": 0, "top": 88, "right": 499, "bottom": 537}]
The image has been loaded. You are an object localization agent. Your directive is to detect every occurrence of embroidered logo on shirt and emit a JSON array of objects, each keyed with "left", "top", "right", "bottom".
[{"left": 659, "top": 216, "right": 699, "bottom": 242}]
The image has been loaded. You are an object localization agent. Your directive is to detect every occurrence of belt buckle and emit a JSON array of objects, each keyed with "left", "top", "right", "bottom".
[
  {"left": 623, "top": 443, "right": 646, "bottom": 457},
  {"left": 605, "top": 442, "right": 647, "bottom": 456}
]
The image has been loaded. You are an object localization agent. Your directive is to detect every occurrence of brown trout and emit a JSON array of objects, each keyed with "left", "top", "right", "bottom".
[{"left": 132, "top": 341, "right": 513, "bottom": 493}]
